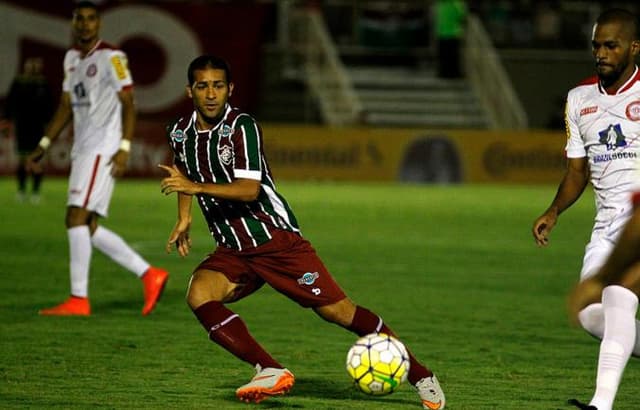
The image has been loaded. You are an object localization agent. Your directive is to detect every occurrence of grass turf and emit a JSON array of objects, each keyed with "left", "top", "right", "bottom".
[{"left": 0, "top": 177, "right": 638, "bottom": 409}]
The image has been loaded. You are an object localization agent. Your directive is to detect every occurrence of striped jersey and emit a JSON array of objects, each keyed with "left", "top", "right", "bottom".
[
  {"left": 565, "top": 66, "right": 640, "bottom": 223},
  {"left": 62, "top": 40, "right": 133, "bottom": 157},
  {"left": 166, "top": 105, "right": 300, "bottom": 251}
]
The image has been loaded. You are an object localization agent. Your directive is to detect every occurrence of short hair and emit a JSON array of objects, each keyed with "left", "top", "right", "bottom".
[
  {"left": 73, "top": 1, "right": 99, "bottom": 15},
  {"left": 187, "top": 55, "right": 232, "bottom": 86},
  {"left": 597, "top": 8, "right": 640, "bottom": 40}
]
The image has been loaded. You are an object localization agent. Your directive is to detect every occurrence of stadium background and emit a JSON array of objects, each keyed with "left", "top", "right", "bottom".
[{"left": 5, "top": 0, "right": 637, "bottom": 184}]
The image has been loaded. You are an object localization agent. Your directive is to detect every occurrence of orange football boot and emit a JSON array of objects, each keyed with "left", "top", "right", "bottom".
[
  {"left": 141, "top": 267, "right": 169, "bottom": 316},
  {"left": 39, "top": 296, "right": 91, "bottom": 316}
]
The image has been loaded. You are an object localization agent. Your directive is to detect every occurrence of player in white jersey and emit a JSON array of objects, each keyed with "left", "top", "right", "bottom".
[
  {"left": 26, "top": 1, "right": 168, "bottom": 316},
  {"left": 532, "top": 8, "right": 640, "bottom": 410}
]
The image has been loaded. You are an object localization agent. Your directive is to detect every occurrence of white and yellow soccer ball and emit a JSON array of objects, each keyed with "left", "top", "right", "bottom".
[{"left": 346, "top": 332, "right": 410, "bottom": 395}]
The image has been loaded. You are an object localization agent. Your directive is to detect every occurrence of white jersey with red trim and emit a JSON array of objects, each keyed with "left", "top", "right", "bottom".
[
  {"left": 62, "top": 40, "right": 133, "bottom": 156},
  {"left": 565, "top": 66, "right": 640, "bottom": 223}
]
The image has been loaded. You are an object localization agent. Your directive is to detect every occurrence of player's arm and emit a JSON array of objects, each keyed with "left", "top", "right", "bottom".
[
  {"left": 533, "top": 156, "right": 589, "bottom": 246},
  {"left": 26, "top": 92, "right": 73, "bottom": 166},
  {"left": 110, "top": 88, "right": 136, "bottom": 177}
]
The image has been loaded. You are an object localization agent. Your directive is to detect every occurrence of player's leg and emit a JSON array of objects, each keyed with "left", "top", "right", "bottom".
[
  {"left": 188, "top": 256, "right": 293, "bottom": 403},
  {"left": 588, "top": 285, "right": 638, "bottom": 410},
  {"left": 39, "top": 205, "right": 93, "bottom": 316},
  {"left": 16, "top": 155, "right": 27, "bottom": 201}
]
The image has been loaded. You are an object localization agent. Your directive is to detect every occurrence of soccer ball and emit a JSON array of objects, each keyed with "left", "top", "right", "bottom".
[{"left": 346, "top": 332, "right": 410, "bottom": 395}]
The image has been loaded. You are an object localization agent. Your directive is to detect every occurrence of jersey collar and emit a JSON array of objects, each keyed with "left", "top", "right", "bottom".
[{"left": 598, "top": 65, "right": 640, "bottom": 95}]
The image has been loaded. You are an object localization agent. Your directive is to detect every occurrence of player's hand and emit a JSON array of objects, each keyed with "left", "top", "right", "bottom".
[
  {"left": 25, "top": 147, "right": 46, "bottom": 173},
  {"left": 532, "top": 213, "right": 557, "bottom": 247},
  {"left": 567, "top": 277, "right": 603, "bottom": 325},
  {"left": 159, "top": 164, "right": 201, "bottom": 195},
  {"left": 109, "top": 150, "right": 129, "bottom": 177},
  {"left": 166, "top": 219, "right": 192, "bottom": 257}
]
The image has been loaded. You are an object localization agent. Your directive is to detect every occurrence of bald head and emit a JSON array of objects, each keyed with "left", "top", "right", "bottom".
[{"left": 596, "top": 8, "right": 640, "bottom": 40}]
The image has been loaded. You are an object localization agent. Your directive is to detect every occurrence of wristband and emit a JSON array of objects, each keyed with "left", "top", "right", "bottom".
[
  {"left": 119, "top": 139, "right": 131, "bottom": 152},
  {"left": 38, "top": 136, "right": 51, "bottom": 150}
]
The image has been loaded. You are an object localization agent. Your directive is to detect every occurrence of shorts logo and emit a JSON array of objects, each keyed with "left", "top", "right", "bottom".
[
  {"left": 171, "top": 129, "right": 185, "bottom": 143},
  {"left": 218, "top": 144, "right": 233, "bottom": 165},
  {"left": 580, "top": 106, "right": 597, "bottom": 116},
  {"left": 297, "top": 272, "right": 319, "bottom": 285},
  {"left": 110, "top": 56, "right": 128, "bottom": 80},
  {"left": 218, "top": 124, "right": 233, "bottom": 138},
  {"left": 86, "top": 63, "right": 97, "bottom": 77},
  {"left": 626, "top": 101, "right": 640, "bottom": 121}
]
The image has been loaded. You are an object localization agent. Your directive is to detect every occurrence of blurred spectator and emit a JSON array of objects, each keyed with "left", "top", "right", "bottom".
[
  {"left": 356, "top": 1, "right": 428, "bottom": 49},
  {"left": 534, "top": 1, "right": 562, "bottom": 47},
  {"left": 435, "top": 0, "right": 468, "bottom": 78},
  {"left": 3, "top": 57, "right": 53, "bottom": 203}
]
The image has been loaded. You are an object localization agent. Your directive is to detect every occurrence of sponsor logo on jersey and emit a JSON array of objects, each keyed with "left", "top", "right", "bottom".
[
  {"left": 110, "top": 56, "right": 128, "bottom": 80},
  {"left": 580, "top": 106, "right": 598, "bottom": 116},
  {"left": 297, "top": 272, "right": 320, "bottom": 285},
  {"left": 598, "top": 124, "right": 627, "bottom": 150},
  {"left": 218, "top": 144, "right": 233, "bottom": 165},
  {"left": 86, "top": 63, "right": 97, "bottom": 77},
  {"left": 218, "top": 124, "right": 233, "bottom": 138},
  {"left": 626, "top": 101, "right": 640, "bottom": 121},
  {"left": 170, "top": 129, "right": 185, "bottom": 142}
]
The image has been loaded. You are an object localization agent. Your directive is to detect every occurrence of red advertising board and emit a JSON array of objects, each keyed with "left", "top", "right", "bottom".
[{"left": 0, "top": 0, "right": 270, "bottom": 176}]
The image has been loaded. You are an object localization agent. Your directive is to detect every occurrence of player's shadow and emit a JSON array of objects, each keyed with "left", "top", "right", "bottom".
[{"left": 220, "top": 377, "right": 416, "bottom": 408}]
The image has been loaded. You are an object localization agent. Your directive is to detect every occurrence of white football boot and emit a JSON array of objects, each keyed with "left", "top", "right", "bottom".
[
  {"left": 235, "top": 364, "right": 295, "bottom": 403},
  {"left": 416, "top": 375, "right": 446, "bottom": 409}
]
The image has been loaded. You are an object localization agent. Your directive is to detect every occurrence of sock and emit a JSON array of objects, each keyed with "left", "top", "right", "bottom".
[
  {"left": 590, "top": 285, "right": 638, "bottom": 410},
  {"left": 347, "top": 306, "right": 432, "bottom": 384},
  {"left": 91, "top": 226, "right": 150, "bottom": 277},
  {"left": 579, "top": 303, "right": 640, "bottom": 357},
  {"left": 193, "top": 301, "right": 282, "bottom": 369},
  {"left": 17, "top": 163, "right": 26, "bottom": 192},
  {"left": 68, "top": 226, "right": 92, "bottom": 298},
  {"left": 32, "top": 172, "right": 43, "bottom": 194}
]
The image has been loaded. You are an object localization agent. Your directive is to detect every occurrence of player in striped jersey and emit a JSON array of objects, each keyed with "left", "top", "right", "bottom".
[
  {"left": 26, "top": 1, "right": 168, "bottom": 316},
  {"left": 159, "top": 55, "right": 446, "bottom": 409},
  {"left": 532, "top": 8, "right": 640, "bottom": 410}
]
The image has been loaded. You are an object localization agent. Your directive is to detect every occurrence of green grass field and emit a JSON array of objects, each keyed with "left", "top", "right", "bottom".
[{"left": 1, "top": 177, "right": 638, "bottom": 409}]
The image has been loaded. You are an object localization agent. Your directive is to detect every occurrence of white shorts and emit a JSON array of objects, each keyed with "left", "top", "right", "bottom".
[
  {"left": 579, "top": 208, "right": 632, "bottom": 280},
  {"left": 67, "top": 153, "right": 115, "bottom": 217}
]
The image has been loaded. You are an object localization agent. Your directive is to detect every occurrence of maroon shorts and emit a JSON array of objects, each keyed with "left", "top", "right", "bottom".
[{"left": 195, "top": 229, "right": 347, "bottom": 308}]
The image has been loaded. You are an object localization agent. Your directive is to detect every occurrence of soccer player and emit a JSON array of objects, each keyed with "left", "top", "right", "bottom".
[
  {"left": 159, "top": 55, "right": 446, "bottom": 409},
  {"left": 26, "top": 1, "right": 168, "bottom": 316},
  {"left": 3, "top": 57, "right": 53, "bottom": 203},
  {"left": 532, "top": 8, "right": 640, "bottom": 410}
]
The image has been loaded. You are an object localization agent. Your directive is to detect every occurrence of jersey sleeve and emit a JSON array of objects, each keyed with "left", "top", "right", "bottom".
[
  {"left": 62, "top": 50, "right": 73, "bottom": 93},
  {"left": 564, "top": 90, "right": 586, "bottom": 158},
  {"left": 105, "top": 50, "right": 134, "bottom": 91},
  {"left": 232, "top": 115, "right": 263, "bottom": 181}
]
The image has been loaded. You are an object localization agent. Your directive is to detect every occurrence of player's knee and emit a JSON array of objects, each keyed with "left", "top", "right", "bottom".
[
  {"left": 578, "top": 303, "right": 604, "bottom": 339},
  {"left": 315, "top": 298, "right": 356, "bottom": 326},
  {"left": 186, "top": 269, "right": 234, "bottom": 309}
]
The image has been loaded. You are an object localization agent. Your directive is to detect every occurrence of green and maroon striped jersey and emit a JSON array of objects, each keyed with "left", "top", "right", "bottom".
[{"left": 166, "top": 105, "right": 300, "bottom": 250}]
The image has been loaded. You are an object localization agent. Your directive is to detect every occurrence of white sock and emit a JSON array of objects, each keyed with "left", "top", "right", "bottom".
[
  {"left": 579, "top": 303, "right": 640, "bottom": 356},
  {"left": 91, "top": 226, "right": 150, "bottom": 277},
  {"left": 589, "top": 285, "right": 638, "bottom": 410},
  {"left": 68, "top": 226, "right": 92, "bottom": 298}
]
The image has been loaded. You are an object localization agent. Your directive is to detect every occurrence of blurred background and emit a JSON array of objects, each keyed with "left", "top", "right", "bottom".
[{"left": 1, "top": 0, "right": 639, "bottom": 185}]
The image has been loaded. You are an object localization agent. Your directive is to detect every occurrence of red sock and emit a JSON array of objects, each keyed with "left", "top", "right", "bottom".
[
  {"left": 193, "top": 301, "right": 282, "bottom": 369},
  {"left": 347, "top": 306, "right": 432, "bottom": 384}
]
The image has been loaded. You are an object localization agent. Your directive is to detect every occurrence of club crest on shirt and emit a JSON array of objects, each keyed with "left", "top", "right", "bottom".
[
  {"left": 218, "top": 124, "right": 233, "bottom": 138},
  {"left": 598, "top": 124, "right": 627, "bottom": 150},
  {"left": 626, "top": 101, "right": 640, "bottom": 121},
  {"left": 218, "top": 144, "right": 233, "bottom": 165},
  {"left": 297, "top": 272, "right": 320, "bottom": 285},
  {"left": 170, "top": 129, "right": 185, "bottom": 143},
  {"left": 86, "top": 63, "right": 97, "bottom": 77}
]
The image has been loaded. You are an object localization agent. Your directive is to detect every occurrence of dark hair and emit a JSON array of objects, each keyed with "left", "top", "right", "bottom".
[
  {"left": 597, "top": 8, "right": 640, "bottom": 40},
  {"left": 187, "top": 55, "right": 232, "bottom": 86}
]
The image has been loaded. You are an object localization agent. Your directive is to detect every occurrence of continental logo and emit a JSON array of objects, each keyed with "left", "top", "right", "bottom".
[
  {"left": 266, "top": 142, "right": 382, "bottom": 167},
  {"left": 483, "top": 142, "right": 565, "bottom": 176},
  {"left": 110, "top": 55, "right": 128, "bottom": 80}
]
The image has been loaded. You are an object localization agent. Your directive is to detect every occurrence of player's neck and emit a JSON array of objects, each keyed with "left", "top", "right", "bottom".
[
  {"left": 601, "top": 65, "right": 638, "bottom": 94},
  {"left": 77, "top": 38, "right": 100, "bottom": 57}
]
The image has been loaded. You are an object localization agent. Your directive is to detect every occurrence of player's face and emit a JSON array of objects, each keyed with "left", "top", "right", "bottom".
[
  {"left": 72, "top": 7, "right": 100, "bottom": 46},
  {"left": 187, "top": 67, "right": 234, "bottom": 127},
  {"left": 591, "top": 21, "right": 640, "bottom": 87}
]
